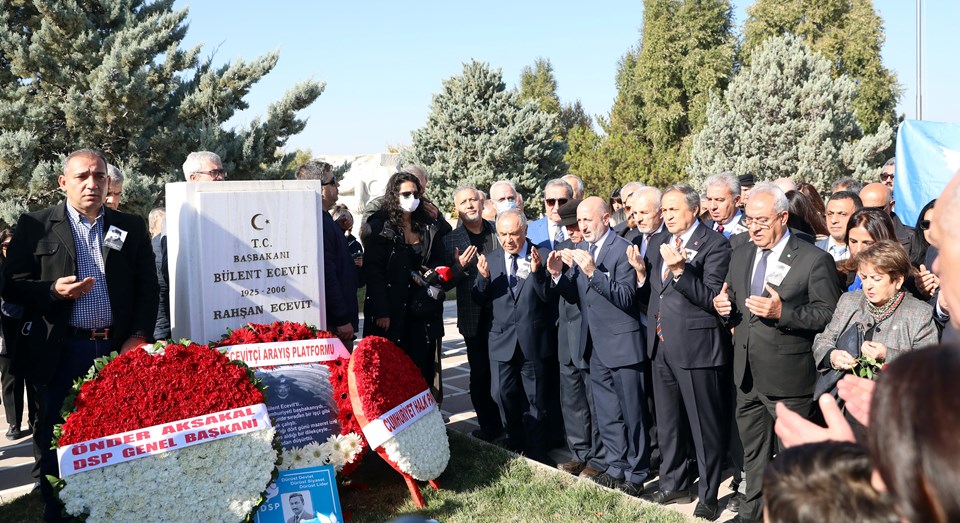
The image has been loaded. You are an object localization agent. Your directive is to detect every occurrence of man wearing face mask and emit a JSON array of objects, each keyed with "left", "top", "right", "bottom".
[
  {"left": 488, "top": 180, "right": 523, "bottom": 217},
  {"left": 362, "top": 172, "right": 449, "bottom": 387}
]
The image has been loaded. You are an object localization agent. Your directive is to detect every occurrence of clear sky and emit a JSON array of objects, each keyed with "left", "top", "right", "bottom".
[{"left": 174, "top": 0, "right": 958, "bottom": 156}]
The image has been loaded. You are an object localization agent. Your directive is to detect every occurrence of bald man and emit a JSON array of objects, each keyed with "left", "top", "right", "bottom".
[
  {"left": 547, "top": 196, "right": 651, "bottom": 498},
  {"left": 930, "top": 172, "right": 960, "bottom": 341},
  {"left": 859, "top": 183, "right": 917, "bottom": 261}
]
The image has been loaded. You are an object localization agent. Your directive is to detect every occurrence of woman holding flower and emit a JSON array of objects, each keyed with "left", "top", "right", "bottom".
[{"left": 813, "top": 239, "right": 939, "bottom": 374}]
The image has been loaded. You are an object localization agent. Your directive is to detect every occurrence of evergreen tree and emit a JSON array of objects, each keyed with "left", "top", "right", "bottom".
[
  {"left": 742, "top": 0, "right": 899, "bottom": 134},
  {"left": 687, "top": 35, "right": 892, "bottom": 193},
  {"left": 591, "top": 0, "right": 735, "bottom": 188},
  {"left": 407, "top": 60, "right": 566, "bottom": 213},
  {"left": 518, "top": 57, "right": 560, "bottom": 116},
  {"left": 0, "top": 0, "right": 323, "bottom": 224}
]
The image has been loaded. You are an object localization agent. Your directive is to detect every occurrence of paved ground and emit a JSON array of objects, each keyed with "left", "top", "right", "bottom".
[{"left": 0, "top": 302, "right": 740, "bottom": 520}]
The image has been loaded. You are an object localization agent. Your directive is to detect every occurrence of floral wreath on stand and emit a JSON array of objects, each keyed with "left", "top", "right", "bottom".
[
  {"left": 347, "top": 336, "right": 450, "bottom": 508},
  {"left": 52, "top": 343, "right": 279, "bottom": 522}
]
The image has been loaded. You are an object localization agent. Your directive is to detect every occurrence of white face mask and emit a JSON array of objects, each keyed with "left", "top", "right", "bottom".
[
  {"left": 495, "top": 199, "right": 517, "bottom": 214},
  {"left": 399, "top": 194, "right": 421, "bottom": 213}
]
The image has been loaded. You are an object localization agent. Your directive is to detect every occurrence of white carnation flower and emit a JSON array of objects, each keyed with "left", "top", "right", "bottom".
[{"left": 380, "top": 407, "right": 449, "bottom": 480}]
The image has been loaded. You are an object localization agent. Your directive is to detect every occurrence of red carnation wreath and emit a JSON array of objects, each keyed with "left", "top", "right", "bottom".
[
  {"left": 214, "top": 322, "right": 366, "bottom": 474},
  {"left": 53, "top": 343, "right": 279, "bottom": 522},
  {"left": 348, "top": 336, "right": 450, "bottom": 508}
]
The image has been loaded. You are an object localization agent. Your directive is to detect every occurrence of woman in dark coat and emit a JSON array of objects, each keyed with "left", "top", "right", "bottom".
[{"left": 362, "top": 171, "right": 448, "bottom": 385}]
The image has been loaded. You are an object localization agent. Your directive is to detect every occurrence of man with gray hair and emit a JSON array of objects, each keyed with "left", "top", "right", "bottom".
[
  {"left": 880, "top": 157, "right": 895, "bottom": 189},
  {"left": 105, "top": 164, "right": 124, "bottom": 210},
  {"left": 703, "top": 173, "right": 746, "bottom": 239},
  {"left": 712, "top": 182, "right": 840, "bottom": 523},
  {"left": 831, "top": 177, "right": 863, "bottom": 195},
  {"left": 528, "top": 179, "right": 574, "bottom": 251},
  {"left": 182, "top": 151, "right": 226, "bottom": 181},
  {"left": 613, "top": 182, "right": 644, "bottom": 243},
  {"left": 562, "top": 174, "right": 585, "bottom": 199}
]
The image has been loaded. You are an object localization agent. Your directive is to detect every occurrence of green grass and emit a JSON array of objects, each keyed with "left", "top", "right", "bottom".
[
  {"left": 0, "top": 432, "right": 689, "bottom": 523},
  {"left": 343, "top": 431, "right": 689, "bottom": 523}
]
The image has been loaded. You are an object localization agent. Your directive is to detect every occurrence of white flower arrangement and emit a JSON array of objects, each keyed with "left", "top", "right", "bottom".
[
  {"left": 279, "top": 433, "right": 363, "bottom": 472},
  {"left": 58, "top": 428, "right": 277, "bottom": 523},
  {"left": 381, "top": 407, "right": 449, "bottom": 481}
]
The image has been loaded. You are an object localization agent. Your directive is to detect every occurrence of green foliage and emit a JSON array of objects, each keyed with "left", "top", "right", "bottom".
[
  {"left": 407, "top": 60, "right": 566, "bottom": 212},
  {"left": 572, "top": 0, "right": 735, "bottom": 190},
  {"left": 687, "top": 35, "right": 893, "bottom": 193},
  {"left": 0, "top": 0, "right": 322, "bottom": 225},
  {"left": 742, "top": 0, "right": 900, "bottom": 134},
  {"left": 517, "top": 57, "right": 560, "bottom": 116}
]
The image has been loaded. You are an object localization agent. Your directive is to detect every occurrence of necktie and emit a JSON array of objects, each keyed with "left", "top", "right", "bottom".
[
  {"left": 751, "top": 249, "right": 772, "bottom": 296},
  {"left": 717, "top": 223, "right": 725, "bottom": 234},
  {"left": 641, "top": 234, "right": 649, "bottom": 257},
  {"left": 588, "top": 242, "right": 598, "bottom": 259},
  {"left": 509, "top": 253, "right": 519, "bottom": 299},
  {"left": 554, "top": 226, "right": 564, "bottom": 248},
  {"left": 662, "top": 237, "right": 683, "bottom": 282}
]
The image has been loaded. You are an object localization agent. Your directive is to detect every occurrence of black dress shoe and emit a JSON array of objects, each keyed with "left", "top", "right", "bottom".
[
  {"left": 619, "top": 480, "right": 644, "bottom": 498},
  {"left": 694, "top": 502, "right": 721, "bottom": 521},
  {"left": 5, "top": 426, "right": 22, "bottom": 441},
  {"left": 643, "top": 489, "right": 695, "bottom": 505},
  {"left": 726, "top": 492, "right": 744, "bottom": 513},
  {"left": 590, "top": 472, "right": 623, "bottom": 490}
]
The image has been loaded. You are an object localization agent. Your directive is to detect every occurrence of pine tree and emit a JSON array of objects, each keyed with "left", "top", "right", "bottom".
[
  {"left": 742, "top": 0, "right": 899, "bottom": 134},
  {"left": 687, "top": 35, "right": 892, "bottom": 193},
  {"left": 592, "top": 0, "right": 735, "bottom": 188},
  {"left": 518, "top": 57, "right": 560, "bottom": 116},
  {"left": 0, "top": 0, "right": 323, "bottom": 224},
  {"left": 407, "top": 60, "right": 566, "bottom": 213}
]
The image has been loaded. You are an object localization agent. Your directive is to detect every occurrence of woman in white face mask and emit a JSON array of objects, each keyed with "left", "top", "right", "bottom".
[{"left": 361, "top": 171, "right": 449, "bottom": 387}]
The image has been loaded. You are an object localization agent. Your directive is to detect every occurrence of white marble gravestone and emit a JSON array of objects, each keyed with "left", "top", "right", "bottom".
[{"left": 166, "top": 181, "right": 326, "bottom": 343}]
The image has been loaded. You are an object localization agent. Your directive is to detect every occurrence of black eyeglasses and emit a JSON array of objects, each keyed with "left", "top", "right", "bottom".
[
  {"left": 321, "top": 177, "right": 337, "bottom": 186},
  {"left": 880, "top": 173, "right": 894, "bottom": 181},
  {"left": 195, "top": 169, "right": 227, "bottom": 179},
  {"left": 400, "top": 191, "right": 420, "bottom": 198},
  {"left": 919, "top": 219, "right": 931, "bottom": 230},
  {"left": 545, "top": 198, "right": 568, "bottom": 206}
]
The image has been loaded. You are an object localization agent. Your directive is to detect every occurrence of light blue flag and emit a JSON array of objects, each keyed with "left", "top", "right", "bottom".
[{"left": 895, "top": 120, "right": 960, "bottom": 226}]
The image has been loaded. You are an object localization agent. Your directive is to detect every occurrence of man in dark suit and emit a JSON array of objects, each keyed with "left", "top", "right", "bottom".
[
  {"left": 630, "top": 184, "right": 731, "bottom": 520},
  {"left": 551, "top": 198, "right": 605, "bottom": 478},
  {"left": 859, "top": 182, "right": 917, "bottom": 261},
  {"left": 547, "top": 197, "right": 651, "bottom": 497},
  {"left": 443, "top": 185, "right": 503, "bottom": 442},
  {"left": 3, "top": 148, "right": 159, "bottom": 520},
  {"left": 702, "top": 173, "right": 747, "bottom": 240},
  {"left": 474, "top": 209, "right": 552, "bottom": 462},
  {"left": 713, "top": 183, "right": 840, "bottom": 523}
]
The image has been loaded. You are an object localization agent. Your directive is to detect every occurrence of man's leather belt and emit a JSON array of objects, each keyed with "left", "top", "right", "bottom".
[{"left": 70, "top": 327, "right": 112, "bottom": 340}]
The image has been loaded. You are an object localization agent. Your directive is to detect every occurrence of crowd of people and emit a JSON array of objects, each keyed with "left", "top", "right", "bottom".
[
  {"left": 1, "top": 148, "right": 958, "bottom": 523},
  {"left": 327, "top": 161, "right": 957, "bottom": 523}
]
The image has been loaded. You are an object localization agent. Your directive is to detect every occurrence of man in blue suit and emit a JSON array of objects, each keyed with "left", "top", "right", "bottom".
[
  {"left": 547, "top": 197, "right": 651, "bottom": 497},
  {"left": 474, "top": 209, "right": 552, "bottom": 463},
  {"left": 527, "top": 179, "right": 574, "bottom": 251},
  {"left": 631, "top": 184, "right": 732, "bottom": 520}
]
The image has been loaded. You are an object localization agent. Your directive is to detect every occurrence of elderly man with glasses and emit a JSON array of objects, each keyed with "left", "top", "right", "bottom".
[
  {"left": 528, "top": 179, "right": 574, "bottom": 251},
  {"left": 182, "top": 151, "right": 228, "bottom": 181}
]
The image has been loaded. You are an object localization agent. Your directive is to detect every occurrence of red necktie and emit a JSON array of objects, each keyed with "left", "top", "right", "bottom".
[{"left": 717, "top": 224, "right": 724, "bottom": 233}]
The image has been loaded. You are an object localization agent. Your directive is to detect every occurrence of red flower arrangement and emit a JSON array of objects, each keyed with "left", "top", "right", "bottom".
[
  {"left": 349, "top": 336, "right": 428, "bottom": 419},
  {"left": 57, "top": 343, "right": 263, "bottom": 445},
  {"left": 348, "top": 336, "right": 449, "bottom": 507},
  {"left": 214, "top": 322, "right": 365, "bottom": 473}
]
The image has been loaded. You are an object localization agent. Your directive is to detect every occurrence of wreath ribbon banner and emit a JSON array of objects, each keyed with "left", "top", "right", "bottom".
[
  {"left": 360, "top": 388, "right": 436, "bottom": 449},
  {"left": 222, "top": 338, "right": 350, "bottom": 367},
  {"left": 57, "top": 403, "right": 271, "bottom": 477}
]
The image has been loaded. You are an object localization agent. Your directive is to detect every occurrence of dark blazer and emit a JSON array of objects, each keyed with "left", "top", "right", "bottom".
[
  {"left": 151, "top": 234, "right": 170, "bottom": 340},
  {"left": 361, "top": 212, "right": 446, "bottom": 340},
  {"left": 724, "top": 233, "right": 840, "bottom": 397},
  {"left": 554, "top": 238, "right": 586, "bottom": 369},
  {"left": 640, "top": 223, "right": 732, "bottom": 367},
  {"left": 554, "top": 232, "right": 644, "bottom": 368},
  {"left": 442, "top": 220, "right": 499, "bottom": 338},
  {"left": 2, "top": 202, "right": 159, "bottom": 384},
  {"left": 474, "top": 241, "right": 552, "bottom": 362},
  {"left": 323, "top": 211, "right": 360, "bottom": 329}
]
